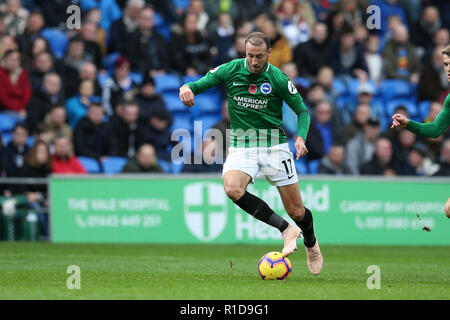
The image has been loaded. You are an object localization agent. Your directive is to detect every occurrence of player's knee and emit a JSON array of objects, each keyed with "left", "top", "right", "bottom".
[
  {"left": 223, "top": 184, "right": 245, "bottom": 202},
  {"left": 286, "top": 204, "right": 305, "bottom": 221}
]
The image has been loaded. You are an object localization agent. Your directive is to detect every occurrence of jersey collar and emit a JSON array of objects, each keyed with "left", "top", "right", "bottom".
[{"left": 244, "top": 59, "right": 271, "bottom": 74}]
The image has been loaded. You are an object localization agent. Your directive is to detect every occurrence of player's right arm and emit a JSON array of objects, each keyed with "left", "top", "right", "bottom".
[
  {"left": 391, "top": 96, "right": 450, "bottom": 138},
  {"left": 179, "top": 63, "right": 230, "bottom": 108}
]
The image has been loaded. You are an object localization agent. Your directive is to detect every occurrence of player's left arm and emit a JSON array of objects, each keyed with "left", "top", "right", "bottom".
[
  {"left": 276, "top": 75, "right": 310, "bottom": 159},
  {"left": 406, "top": 97, "right": 450, "bottom": 138}
]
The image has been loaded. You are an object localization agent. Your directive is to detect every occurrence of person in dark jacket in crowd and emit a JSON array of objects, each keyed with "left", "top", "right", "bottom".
[
  {"left": 144, "top": 108, "right": 173, "bottom": 161},
  {"left": 318, "top": 144, "right": 351, "bottom": 175},
  {"left": 360, "top": 137, "right": 396, "bottom": 175},
  {"left": 134, "top": 72, "right": 167, "bottom": 122},
  {"left": 109, "top": 100, "right": 146, "bottom": 158},
  {"left": 2, "top": 123, "right": 29, "bottom": 177},
  {"left": 73, "top": 103, "right": 117, "bottom": 161},
  {"left": 121, "top": 143, "right": 163, "bottom": 173}
]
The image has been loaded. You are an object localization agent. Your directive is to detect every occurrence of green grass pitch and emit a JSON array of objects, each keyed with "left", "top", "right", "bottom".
[{"left": 0, "top": 242, "right": 448, "bottom": 300}]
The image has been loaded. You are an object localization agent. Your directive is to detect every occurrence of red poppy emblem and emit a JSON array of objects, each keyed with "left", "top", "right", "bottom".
[{"left": 249, "top": 84, "right": 257, "bottom": 94}]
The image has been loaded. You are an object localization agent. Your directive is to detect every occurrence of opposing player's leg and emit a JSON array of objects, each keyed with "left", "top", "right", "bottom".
[
  {"left": 223, "top": 170, "right": 290, "bottom": 233},
  {"left": 277, "top": 183, "right": 323, "bottom": 275},
  {"left": 445, "top": 197, "right": 450, "bottom": 218}
]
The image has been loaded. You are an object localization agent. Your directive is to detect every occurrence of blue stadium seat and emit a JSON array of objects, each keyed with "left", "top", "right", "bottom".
[
  {"left": 154, "top": 74, "right": 181, "bottom": 93},
  {"left": 191, "top": 92, "right": 222, "bottom": 116},
  {"left": 196, "top": 114, "right": 222, "bottom": 133},
  {"left": 386, "top": 99, "right": 418, "bottom": 118},
  {"left": 307, "top": 159, "right": 320, "bottom": 174},
  {"left": 129, "top": 72, "right": 143, "bottom": 85},
  {"left": 295, "top": 77, "right": 311, "bottom": 89},
  {"left": 182, "top": 75, "right": 202, "bottom": 84},
  {"left": 380, "top": 80, "right": 411, "bottom": 101},
  {"left": 163, "top": 92, "right": 189, "bottom": 113},
  {"left": 295, "top": 158, "right": 308, "bottom": 175},
  {"left": 332, "top": 78, "right": 348, "bottom": 96},
  {"left": 40, "top": 28, "right": 69, "bottom": 59},
  {"left": 171, "top": 113, "right": 193, "bottom": 133},
  {"left": 77, "top": 156, "right": 102, "bottom": 174},
  {"left": 417, "top": 100, "right": 431, "bottom": 121},
  {"left": 0, "top": 113, "right": 17, "bottom": 132},
  {"left": 101, "top": 156, "right": 127, "bottom": 174},
  {"left": 158, "top": 159, "right": 172, "bottom": 173}
]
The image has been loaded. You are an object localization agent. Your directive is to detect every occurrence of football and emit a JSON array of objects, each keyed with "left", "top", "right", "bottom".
[{"left": 258, "top": 251, "right": 292, "bottom": 280}]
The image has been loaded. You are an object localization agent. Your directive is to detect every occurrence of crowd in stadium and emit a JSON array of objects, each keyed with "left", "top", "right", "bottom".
[{"left": 0, "top": 0, "right": 449, "bottom": 187}]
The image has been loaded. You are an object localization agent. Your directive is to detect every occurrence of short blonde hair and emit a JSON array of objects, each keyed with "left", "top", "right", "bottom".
[{"left": 442, "top": 44, "right": 450, "bottom": 56}]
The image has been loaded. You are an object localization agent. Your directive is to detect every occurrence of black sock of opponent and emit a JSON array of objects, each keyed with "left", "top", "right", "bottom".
[
  {"left": 293, "top": 208, "right": 316, "bottom": 248},
  {"left": 234, "top": 191, "right": 289, "bottom": 233}
]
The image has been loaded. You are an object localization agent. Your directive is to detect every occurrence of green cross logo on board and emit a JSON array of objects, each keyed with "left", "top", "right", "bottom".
[{"left": 183, "top": 183, "right": 227, "bottom": 242}]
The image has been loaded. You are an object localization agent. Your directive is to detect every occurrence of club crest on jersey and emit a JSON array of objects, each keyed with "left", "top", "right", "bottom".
[
  {"left": 249, "top": 84, "right": 257, "bottom": 94},
  {"left": 260, "top": 83, "right": 272, "bottom": 94}
]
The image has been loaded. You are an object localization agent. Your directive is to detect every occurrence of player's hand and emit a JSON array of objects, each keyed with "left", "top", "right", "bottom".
[
  {"left": 179, "top": 85, "right": 195, "bottom": 108},
  {"left": 391, "top": 114, "right": 409, "bottom": 129},
  {"left": 294, "top": 136, "right": 308, "bottom": 160}
]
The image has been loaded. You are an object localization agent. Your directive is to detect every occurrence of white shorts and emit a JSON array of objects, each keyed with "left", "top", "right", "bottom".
[{"left": 222, "top": 143, "right": 298, "bottom": 187}]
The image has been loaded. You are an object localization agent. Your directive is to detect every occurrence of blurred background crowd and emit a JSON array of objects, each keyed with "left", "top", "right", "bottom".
[{"left": 0, "top": 0, "right": 449, "bottom": 183}]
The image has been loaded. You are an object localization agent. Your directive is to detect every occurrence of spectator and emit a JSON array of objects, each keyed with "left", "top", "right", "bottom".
[
  {"left": 339, "top": 103, "right": 371, "bottom": 144},
  {"left": 16, "top": 11, "right": 46, "bottom": 61},
  {"left": 397, "top": 142, "right": 440, "bottom": 176},
  {"left": 170, "top": 12, "right": 214, "bottom": 76},
  {"left": 52, "top": 135, "right": 86, "bottom": 174},
  {"left": 316, "top": 66, "right": 337, "bottom": 102},
  {"left": 318, "top": 144, "right": 351, "bottom": 175},
  {"left": 364, "top": 34, "right": 383, "bottom": 84},
  {"left": 222, "top": 32, "right": 247, "bottom": 63},
  {"left": 345, "top": 116, "right": 381, "bottom": 175},
  {"left": 434, "top": 139, "right": 450, "bottom": 176},
  {"left": 123, "top": 6, "right": 169, "bottom": 74},
  {"left": 187, "top": 0, "right": 209, "bottom": 34},
  {"left": 102, "top": 56, "right": 139, "bottom": 116},
  {"left": 258, "top": 17, "right": 292, "bottom": 69},
  {"left": 109, "top": 100, "right": 146, "bottom": 158},
  {"left": 0, "top": 34, "right": 19, "bottom": 59},
  {"left": 26, "top": 72, "right": 64, "bottom": 133},
  {"left": 325, "top": 9, "right": 350, "bottom": 42},
  {"left": 411, "top": 6, "right": 441, "bottom": 54},
  {"left": 66, "top": 79, "right": 98, "bottom": 129},
  {"left": 121, "top": 143, "right": 163, "bottom": 173},
  {"left": 383, "top": 23, "right": 420, "bottom": 83},
  {"left": 275, "top": 0, "right": 316, "bottom": 47},
  {"left": 83, "top": 8, "right": 108, "bottom": 56},
  {"left": 306, "top": 101, "right": 343, "bottom": 162},
  {"left": 17, "top": 140, "right": 52, "bottom": 237},
  {"left": 0, "top": 49, "right": 32, "bottom": 119},
  {"left": 418, "top": 45, "right": 449, "bottom": 102},
  {"left": 80, "top": 20, "right": 104, "bottom": 70},
  {"left": 40, "top": 0, "right": 73, "bottom": 29},
  {"left": 108, "top": 0, "right": 145, "bottom": 54},
  {"left": 210, "top": 12, "right": 235, "bottom": 65},
  {"left": 133, "top": 73, "right": 167, "bottom": 122},
  {"left": 391, "top": 128, "right": 416, "bottom": 169},
  {"left": 23, "top": 35, "right": 52, "bottom": 71},
  {"left": 0, "top": 0, "right": 29, "bottom": 36},
  {"left": 329, "top": 26, "right": 368, "bottom": 81},
  {"left": 360, "top": 137, "right": 396, "bottom": 175},
  {"left": 28, "top": 51, "right": 56, "bottom": 93},
  {"left": 2, "top": 123, "right": 29, "bottom": 177},
  {"left": 73, "top": 103, "right": 117, "bottom": 161},
  {"left": 43, "top": 104, "right": 72, "bottom": 146},
  {"left": 62, "top": 35, "right": 95, "bottom": 98},
  {"left": 66, "top": 61, "right": 102, "bottom": 100},
  {"left": 144, "top": 108, "right": 173, "bottom": 161}
]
